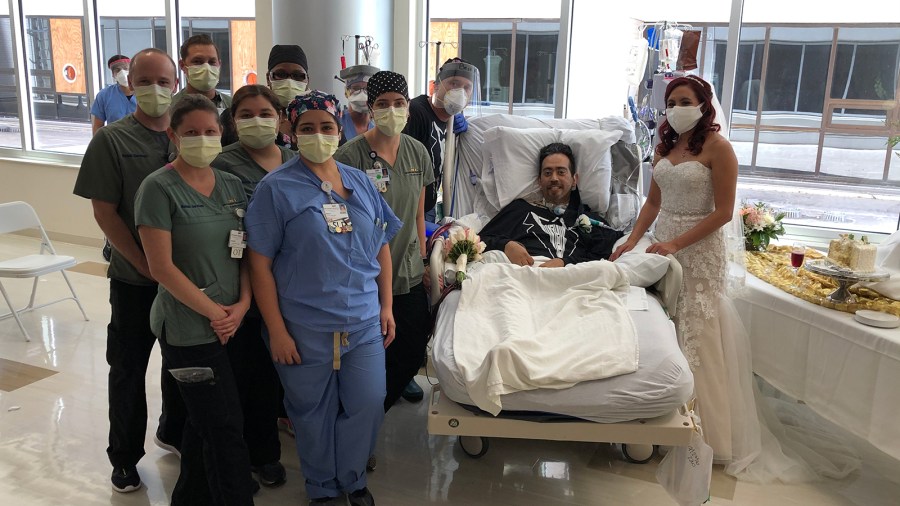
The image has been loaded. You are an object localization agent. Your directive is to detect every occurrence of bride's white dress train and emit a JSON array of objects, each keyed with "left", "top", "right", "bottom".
[{"left": 653, "top": 158, "right": 860, "bottom": 482}]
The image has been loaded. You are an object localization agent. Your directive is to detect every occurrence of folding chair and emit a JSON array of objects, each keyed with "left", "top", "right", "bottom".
[{"left": 0, "top": 201, "right": 89, "bottom": 341}]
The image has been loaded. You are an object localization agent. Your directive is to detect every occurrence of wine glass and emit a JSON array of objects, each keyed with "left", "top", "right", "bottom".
[{"left": 790, "top": 243, "right": 805, "bottom": 274}]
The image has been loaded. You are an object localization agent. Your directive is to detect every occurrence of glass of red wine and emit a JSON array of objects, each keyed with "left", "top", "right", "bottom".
[{"left": 790, "top": 243, "right": 805, "bottom": 274}]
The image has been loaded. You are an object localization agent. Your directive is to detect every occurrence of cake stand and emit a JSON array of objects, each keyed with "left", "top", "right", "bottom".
[{"left": 804, "top": 259, "right": 890, "bottom": 303}]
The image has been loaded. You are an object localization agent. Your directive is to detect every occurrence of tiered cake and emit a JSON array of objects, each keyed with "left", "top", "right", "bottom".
[{"left": 827, "top": 234, "right": 876, "bottom": 272}]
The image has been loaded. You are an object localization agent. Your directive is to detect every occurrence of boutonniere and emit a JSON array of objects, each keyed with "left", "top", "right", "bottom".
[{"left": 577, "top": 214, "right": 592, "bottom": 233}]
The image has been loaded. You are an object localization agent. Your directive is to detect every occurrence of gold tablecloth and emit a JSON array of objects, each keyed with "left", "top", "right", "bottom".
[{"left": 745, "top": 245, "right": 900, "bottom": 316}]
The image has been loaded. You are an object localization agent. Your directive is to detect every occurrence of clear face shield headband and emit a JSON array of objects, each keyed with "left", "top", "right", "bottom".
[{"left": 435, "top": 61, "right": 482, "bottom": 118}]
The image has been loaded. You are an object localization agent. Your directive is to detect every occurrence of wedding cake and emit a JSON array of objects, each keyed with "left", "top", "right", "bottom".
[{"left": 827, "top": 234, "right": 876, "bottom": 272}]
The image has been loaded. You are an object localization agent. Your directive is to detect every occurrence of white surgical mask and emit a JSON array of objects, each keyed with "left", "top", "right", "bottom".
[
  {"left": 271, "top": 79, "right": 308, "bottom": 108},
  {"left": 373, "top": 106, "right": 408, "bottom": 137},
  {"left": 114, "top": 70, "right": 129, "bottom": 87},
  {"left": 177, "top": 135, "right": 221, "bottom": 167},
  {"left": 441, "top": 87, "right": 469, "bottom": 115},
  {"left": 665, "top": 105, "right": 703, "bottom": 134},
  {"left": 134, "top": 84, "right": 172, "bottom": 117},
  {"left": 297, "top": 133, "right": 340, "bottom": 164},
  {"left": 236, "top": 117, "right": 278, "bottom": 149},
  {"left": 348, "top": 90, "right": 369, "bottom": 113},
  {"left": 186, "top": 63, "right": 220, "bottom": 92}
]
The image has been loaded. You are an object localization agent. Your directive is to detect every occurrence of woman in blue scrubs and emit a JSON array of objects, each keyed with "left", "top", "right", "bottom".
[{"left": 245, "top": 90, "right": 400, "bottom": 506}]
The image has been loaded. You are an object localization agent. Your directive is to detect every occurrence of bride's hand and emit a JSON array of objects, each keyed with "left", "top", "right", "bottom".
[{"left": 646, "top": 241, "right": 679, "bottom": 256}]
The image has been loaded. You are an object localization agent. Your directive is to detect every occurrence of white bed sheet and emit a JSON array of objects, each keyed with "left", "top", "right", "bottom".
[{"left": 432, "top": 290, "right": 694, "bottom": 423}]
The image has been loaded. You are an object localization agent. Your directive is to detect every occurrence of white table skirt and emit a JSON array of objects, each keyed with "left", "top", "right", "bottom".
[{"left": 734, "top": 274, "right": 900, "bottom": 460}]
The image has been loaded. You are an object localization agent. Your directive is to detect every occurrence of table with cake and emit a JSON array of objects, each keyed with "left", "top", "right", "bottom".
[{"left": 733, "top": 233, "right": 900, "bottom": 461}]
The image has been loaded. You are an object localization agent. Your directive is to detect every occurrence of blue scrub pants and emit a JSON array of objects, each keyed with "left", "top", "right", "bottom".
[{"left": 268, "top": 320, "right": 386, "bottom": 500}]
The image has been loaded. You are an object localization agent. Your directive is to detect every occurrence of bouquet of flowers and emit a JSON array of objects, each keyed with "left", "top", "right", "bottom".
[
  {"left": 739, "top": 202, "right": 785, "bottom": 251},
  {"left": 444, "top": 227, "right": 486, "bottom": 283}
]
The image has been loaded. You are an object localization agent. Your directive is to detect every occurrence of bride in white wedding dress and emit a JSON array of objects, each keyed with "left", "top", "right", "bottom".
[{"left": 612, "top": 75, "right": 860, "bottom": 483}]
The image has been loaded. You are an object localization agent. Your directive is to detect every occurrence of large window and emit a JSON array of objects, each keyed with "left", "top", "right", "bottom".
[
  {"left": 99, "top": 17, "right": 167, "bottom": 87},
  {"left": 428, "top": 0, "right": 562, "bottom": 119},
  {"left": 0, "top": 13, "right": 19, "bottom": 149},
  {"left": 444, "top": 19, "right": 560, "bottom": 118},
  {"left": 23, "top": 1, "right": 91, "bottom": 154},
  {"left": 0, "top": 0, "right": 254, "bottom": 156},
  {"left": 720, "top": 24, "right": 900, "bottom": 233}
]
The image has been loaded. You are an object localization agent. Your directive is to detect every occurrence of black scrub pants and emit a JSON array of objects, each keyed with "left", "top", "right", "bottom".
[
  {"left": 159, "top": 330, "right": 253, "bottom": 506},
  {"left": 226, "top": 314, "right": 282, "bottom": 467},
  {"left": 106, "top": 279, "right": 186, "bottom": 469},
  {"left": 384, "top": 282, "right": 431, "bottom": 411}
]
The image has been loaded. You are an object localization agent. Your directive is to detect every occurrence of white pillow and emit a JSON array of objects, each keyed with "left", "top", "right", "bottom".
[
  {"left": 614, "top": 252, "right": 671, "bottom": 287},
  {"left": 482, "top": 126, "right": 623, "bottom": 214}
]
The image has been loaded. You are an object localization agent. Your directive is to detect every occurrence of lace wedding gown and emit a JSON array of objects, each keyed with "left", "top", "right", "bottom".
[{"left": 653, "top": 158, "right": 860, "bottom": 483}]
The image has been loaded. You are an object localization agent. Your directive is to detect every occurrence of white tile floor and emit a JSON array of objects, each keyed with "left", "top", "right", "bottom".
[{"left": 2, "top": 234, "right": 900, "bottom": 505}]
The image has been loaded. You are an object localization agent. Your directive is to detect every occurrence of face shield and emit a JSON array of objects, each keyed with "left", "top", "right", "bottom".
[{"left": 434, "top": 61, "right": 481, "bottom": 118}]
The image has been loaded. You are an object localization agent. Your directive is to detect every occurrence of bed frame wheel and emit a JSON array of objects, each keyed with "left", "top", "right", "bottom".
[
  {"left": 458, "top": 436, "right": 490, "bottom": 458},
  {"left": 621, "top": 443, "right": 656, "bottom": 464}
]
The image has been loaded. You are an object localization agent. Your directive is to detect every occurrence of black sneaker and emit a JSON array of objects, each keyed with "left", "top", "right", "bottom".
[
  {"left": 252, "top": 461, "right": 286, "bottom": 487},
  {"left": 401, "top": 380, "right": 424, "bottom": 402},
  {"left": 349, "top": 487, "right": 375, "bottom": 506},
  {"left": 154, "top": 432, "right": 182, "bottom": 459},
  {"left": 111, "top": 466, "right": 142, "bottom": 493}
]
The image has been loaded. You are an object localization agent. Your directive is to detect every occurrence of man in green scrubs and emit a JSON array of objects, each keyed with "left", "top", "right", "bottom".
[
  {"left": 171, "top": 34, "right": 232, "bottom": 113},
  {"left": 73, "top": 47, "right": 185, "bottom": 493}
]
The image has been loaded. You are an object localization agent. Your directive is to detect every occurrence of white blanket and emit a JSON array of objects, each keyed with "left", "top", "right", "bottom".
[{"left": 452, "top": 260, "right": 639, "bottom": 415}]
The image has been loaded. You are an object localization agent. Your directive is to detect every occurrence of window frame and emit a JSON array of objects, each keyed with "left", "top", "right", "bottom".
[{"left": 0, "top": 0, "right": 252, "bottom": 161}]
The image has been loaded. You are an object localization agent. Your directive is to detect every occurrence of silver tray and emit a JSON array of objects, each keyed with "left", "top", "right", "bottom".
[{"left": 804, "top": 259, "right": 890, "bottom": 303}]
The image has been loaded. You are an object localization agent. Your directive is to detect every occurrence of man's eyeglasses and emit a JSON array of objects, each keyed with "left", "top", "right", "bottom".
[{"left": 269, "top": 70, "right": 308, "bottom": 82}]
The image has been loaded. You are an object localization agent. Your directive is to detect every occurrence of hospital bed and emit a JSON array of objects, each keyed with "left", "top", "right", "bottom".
[{"left": 425, "top": 114, "right": 697, "bottom": 462}]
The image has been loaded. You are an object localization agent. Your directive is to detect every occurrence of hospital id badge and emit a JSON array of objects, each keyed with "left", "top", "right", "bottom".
[
  {"left": 229, "top": 229, "right": 247, "bottom": 258},
  {"left": 323, "top": 203, "right": 353, "bottom": 233},
  {"left": 366, "top": 168, "right": 389, "bottom": 193}
]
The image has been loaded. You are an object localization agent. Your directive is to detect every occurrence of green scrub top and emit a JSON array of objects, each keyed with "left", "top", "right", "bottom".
[
  {"left": 171, "top": 88, "right": 232, "bottom": 112},
  {"left": 212, "top": 142, "right": 296, "bottom": 200},
  {"left": 134, "top": 165, "right": 247, "bottom": 346},
  {"left": 334, "top": 133, "right": 434, "bottom": 295},
  {"left": 73, "top": 114, "right": 174, "bottom": 286}
]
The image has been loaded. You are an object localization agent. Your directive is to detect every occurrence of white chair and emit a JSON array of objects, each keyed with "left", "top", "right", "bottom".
[{"left": 0, "top": 201, "right": 89, "bottom": 341}]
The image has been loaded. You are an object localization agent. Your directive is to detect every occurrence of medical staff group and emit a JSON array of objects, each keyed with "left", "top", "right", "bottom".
[{"left": 76, "top": 36, "right": 477, "bottom": 506}]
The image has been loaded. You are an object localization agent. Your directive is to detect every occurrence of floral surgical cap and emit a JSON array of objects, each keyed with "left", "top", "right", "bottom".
[{"left": 286, "top": 90, "right": 342, "bottom": 129}]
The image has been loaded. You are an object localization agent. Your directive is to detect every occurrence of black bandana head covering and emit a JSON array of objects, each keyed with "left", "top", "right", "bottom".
[
  {"left": 365, "top": 71, "right": 409, "bottom": 108},
  {"left": 268, "top": 44, "right": 308, "bottom": 72}
]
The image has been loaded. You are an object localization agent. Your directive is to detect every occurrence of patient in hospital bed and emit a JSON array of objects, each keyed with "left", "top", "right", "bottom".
[
  {"left": 429, "top": 124, "right": 694, "bottom": 422},
  {"left": 479, "top": 142, "right": 623, "bottom": 267}
]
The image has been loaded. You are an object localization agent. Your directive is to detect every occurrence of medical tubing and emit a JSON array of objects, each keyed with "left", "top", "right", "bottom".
[
  {"left": 450, "top": 135, "right": 462, "bottom": 217},
  {"left": 441, "top": 117, "right": 457, "bottom": 218}
]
